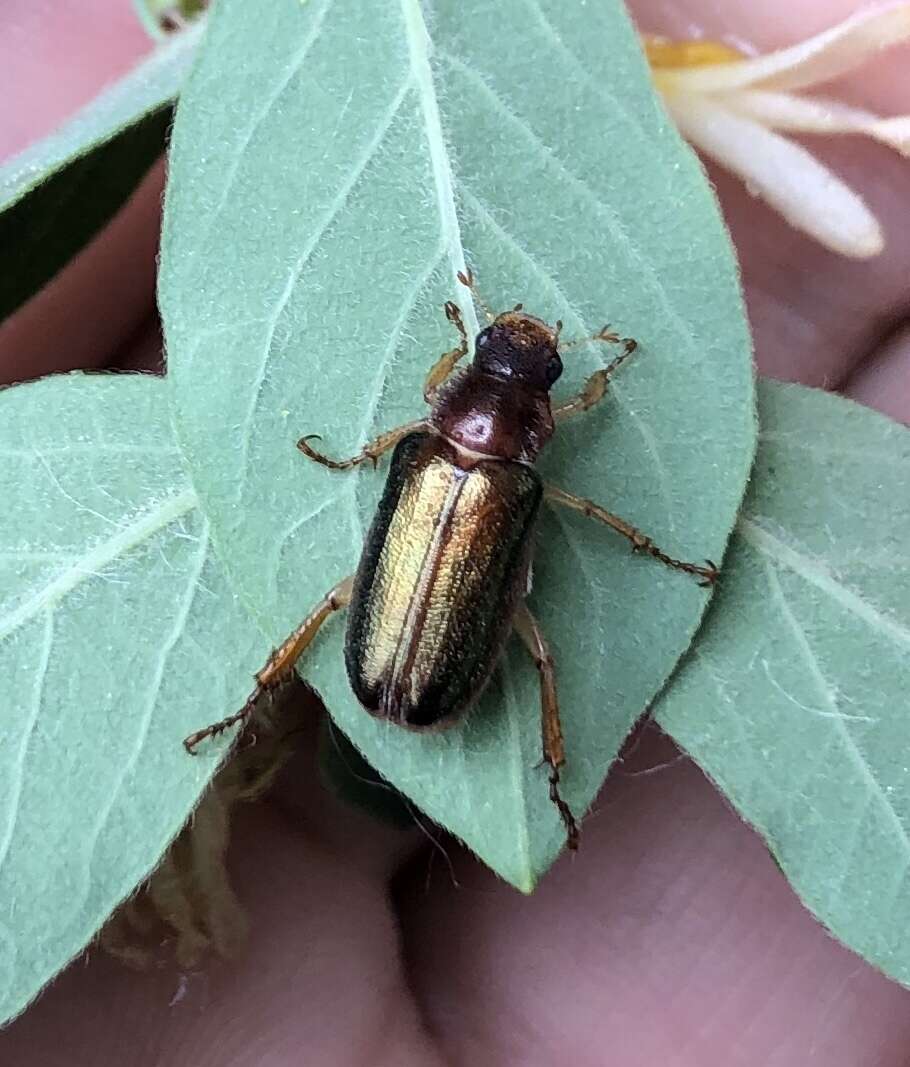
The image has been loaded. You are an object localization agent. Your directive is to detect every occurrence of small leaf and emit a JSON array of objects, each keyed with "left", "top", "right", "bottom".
[
  {"left": 132, "top": 0, "right": 208, "bottom": 42},
  {"left": 0, "top": 23, "right": 201, "bottom": 321},
  {"left": 0, "top": 373, "right": 262, "bottom": 1024},
  {"left": 162, "top": 0, "right": 755, "bottom": 888},
  {"left": 132, "top": 0, "right": 170, "bottom": 41},
  {"left": 656, "top": 380, "right": 910, "bottom": 987}
]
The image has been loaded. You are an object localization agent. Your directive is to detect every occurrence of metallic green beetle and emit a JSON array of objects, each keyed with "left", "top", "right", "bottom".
[{"left": 186, "top": 271, "right": 717, "bottom": 849}]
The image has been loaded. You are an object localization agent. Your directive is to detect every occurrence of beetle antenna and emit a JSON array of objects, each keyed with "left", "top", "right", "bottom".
[{"left": 456, "top": 267, "right": 495, "bottom": 323}]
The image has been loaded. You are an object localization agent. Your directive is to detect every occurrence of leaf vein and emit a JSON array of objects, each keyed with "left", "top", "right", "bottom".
[
  {"left": 762, "top": 560, "right": 910, "bottom": 860},
  {"left": 80, "top": 523, "right": 212, "bottom": 909},
  {"left": 0, "top": 488, "right": 198, "bottom": 643},
  {"left": 441, "top": 52, "right": 701, "bottom": 361},
  {"left": 235, "top": 75, "right": 415, "bottom": 502},
  {"left": 0, "top": 610, "right": 54, "bottom": 875},
  {"left": 204, "top": 0, "right": 336, "bottom": 236},
  {"left": 400, "top": 0, "right": 478, "bottom": 335},
  {"left": 741, "top": 517, "right": 910, "bottom": 652},
  {"left": 343, "top": 245, "right": 447, "bottom": 546},
  {"left": 521, "top": 0, "right": 644, "bottom": 134},
  {"left": 462, "top": 189, "right": 675, "bottom": 527}
]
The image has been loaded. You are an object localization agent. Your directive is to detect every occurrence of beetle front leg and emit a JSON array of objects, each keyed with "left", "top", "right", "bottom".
[
  {"left": 297, "top": 419, "right": 426, "bottom": 472},
  {"left": 544, "top": 483, "right": 718, "bottom": 585},
  {"left": 553, "top": 333, "right": 637, "bottom": 422},
  {"left": 424, "top": 300, "right": 470, "bottom": 405},
  {"left": 513, "top": 603, "right": 579, "bottom": 852},
  {"left": 183, "top": 576, "right": 355, "bottom": 752}
]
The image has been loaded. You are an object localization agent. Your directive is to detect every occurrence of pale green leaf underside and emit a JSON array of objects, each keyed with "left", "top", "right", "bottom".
[
  {"left": 0, "top": 25, "right": 200, "bottom": 214},
  {"left": 0, "top": 375, "right": 261, "bottom": 1024},
  {"left": 131, "top": 0, "right": 170, "bottom": 42},
  {"left": 162, "top": 0, "right": 755, "bottom": 888},
  {"left": 0, "top": 24, "right": 201, "bottom": 320},
  {"left": 657, "top": 381, "right": 910, "bottom": 987}
]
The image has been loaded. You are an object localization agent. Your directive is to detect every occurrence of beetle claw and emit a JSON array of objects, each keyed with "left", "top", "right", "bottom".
[{"left": 698, "top": 559, "right": 720, "bottom": 587}]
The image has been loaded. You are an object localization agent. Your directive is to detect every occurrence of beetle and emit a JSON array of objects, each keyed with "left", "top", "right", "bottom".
[{"left": 185, "top": 270, "right": 717, "bottom": 849}]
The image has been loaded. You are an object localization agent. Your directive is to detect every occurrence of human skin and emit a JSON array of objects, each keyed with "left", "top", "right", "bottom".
[{"left": 2, "top": 1, "right": 909, "bottom": 1064}]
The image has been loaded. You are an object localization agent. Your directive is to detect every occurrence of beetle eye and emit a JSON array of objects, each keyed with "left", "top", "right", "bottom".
[
  {"left": 545, "top": 356, "right": 563, "bottom": 385},
  {"left": 476, "top": 327, "right": 492, "bottom": 349}
]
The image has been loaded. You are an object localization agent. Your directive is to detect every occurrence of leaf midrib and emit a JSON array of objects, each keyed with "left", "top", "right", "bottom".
[
  {"left": 0, "top": 487, "right": 197, "bottom": 642},
  {"left": 739, "top": 515, "right": 910, "bottom": 651},
  {"left": 400, "top": 0, "right": 479, "bottom": 336}
]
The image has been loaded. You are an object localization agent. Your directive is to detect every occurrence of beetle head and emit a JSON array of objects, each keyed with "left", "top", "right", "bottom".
[{"left": 472, "top": 310, "right": 563, "bottom": 391}]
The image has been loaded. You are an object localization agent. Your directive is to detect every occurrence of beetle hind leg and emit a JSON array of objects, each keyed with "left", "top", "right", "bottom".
[
  {"left": 514, "top": 603, "right": 579, "bottom": 852},
  {"left": 183, "top": 576, "right": 355, "bottom": 753}
]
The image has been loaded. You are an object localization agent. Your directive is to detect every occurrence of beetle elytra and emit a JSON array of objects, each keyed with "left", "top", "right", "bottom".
[{"left": 185, "top": 271, "right": 717, "bottom": 850}]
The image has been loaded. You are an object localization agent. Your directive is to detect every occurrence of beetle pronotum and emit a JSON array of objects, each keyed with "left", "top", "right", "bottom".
[{"left": 186, "top": 271, "right": 717, "bottom": 850}]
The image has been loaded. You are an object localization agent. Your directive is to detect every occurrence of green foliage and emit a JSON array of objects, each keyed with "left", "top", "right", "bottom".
[
  {"left": 0, "top": 23, "right": 201, "bottom": 320},
  {"left": 0, "top": 375, "right": 262, "bottom": 1022},
  {"left": 161, "top": 0, "right": 755, "bottom": 888},
  {"left": 657, "top": 380, "right": 910, "bottom": 987},
  {"left": 4, "top": 0, "right": 910, "bottom": 1027},
  {"left": 132, "top": 0, "right": 208, "bottom": 41}
]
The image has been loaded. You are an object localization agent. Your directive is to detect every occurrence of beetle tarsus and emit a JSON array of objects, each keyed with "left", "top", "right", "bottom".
[
  {"left": 183, "top": 694, "right": 257, "bottom": 753},
  {"left": 298, "top": 422, "right": 426, "bottom": 472},
  {"left": 184, "top": 283, "right": 719, "bottom": 871},
  {"left": 297, "top": 435, "right": 355, "bottom": 470},
  {"left": 545, "top": 483, "right": 718, "bottom": 587},
  {"left": 183, "top": 577, "right": 354, "bottom": 757},
  {"left": 634, "top": 541, "right": 719, "bottom": 585},
  {"left": 697, "top": 559, "right": 720, "bottom": 586},
  {"left": 425, "top": 304, "right": 470, "bottom": 404},
  {"left": 514, "top": 603, "right": 579, "bottom": 852},
  {"left": 549, "top": 767, "right": 579, "bottom": 852},
  {"left": 456, "top": 267, "right": 494, "bottom": 323}
]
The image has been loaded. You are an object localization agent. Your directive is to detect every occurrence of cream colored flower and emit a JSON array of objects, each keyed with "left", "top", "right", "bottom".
[{"left": 644, "top": 4, "right": 910, "bottom": 257}]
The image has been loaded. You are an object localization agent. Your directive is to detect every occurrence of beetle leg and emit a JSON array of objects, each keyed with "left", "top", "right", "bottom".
[
  {"left": 553, "top": 334, "right": 637, "bottom": 421},
  {"left": 424, "top": 300, "right": 470, "bottom": 404},
  {"left": 513, "top": 602, "right": 579, "bottom": 852},
  {"left": 183, "top": 576, "right": 355, "bottom": 753},
  {"left": 297, "top": 420, "right": 425, "bottom": 471},
  {"left": 544, "top": 483, "right": 719, "bottom": 585},
  {"left": 456, "top": 267, "right": 495, "bottom": 324}
]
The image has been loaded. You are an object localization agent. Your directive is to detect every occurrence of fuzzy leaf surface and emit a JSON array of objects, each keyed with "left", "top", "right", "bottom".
[
  {"left": 0, "top": 24, "right": 201, "bottom": 320},
  {"left": 0, "top": 374, "right": 260, "bottom": 1022},
  {"left": 162, "top": 0, "right": 755, "bottom": 888},
  {"left": 657, "top": 381, "right": 910, "bottom": 987}
]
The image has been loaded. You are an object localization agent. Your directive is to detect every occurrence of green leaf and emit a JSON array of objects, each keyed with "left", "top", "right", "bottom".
[
  {"left": 0, "top": 373, "right": 261, "bottom": 1024},
  {"left": 161, "top": 0, "right": 755, "bottom": 888},
  {"left": 0, "top": 23, "right": 201, "bottom": 321},
  {"left": 657, "top": 380, "right": 910, "bottom": 987},
  {"left": 318, "top": 720, "right": 415, "bottom": 830},
  {"left": 132, "top": 0, "right": 170, "bottom": 42},
  {"left": 132, "top": 0, "right": 208, "bottom": 42}
]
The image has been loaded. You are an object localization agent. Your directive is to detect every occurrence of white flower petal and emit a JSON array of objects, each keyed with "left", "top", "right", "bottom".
[
  {"left": 723, "top": 90, "right": 910, "bottom": 157},
  {"left": 669, "top": 94, "right": 884, "bottom": 257},
  {"left": 657, "top": 3, "right": 910, "bottom": 95},
  {"left": 870, "top": 116, "right": 910, "bottom": 156}
]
